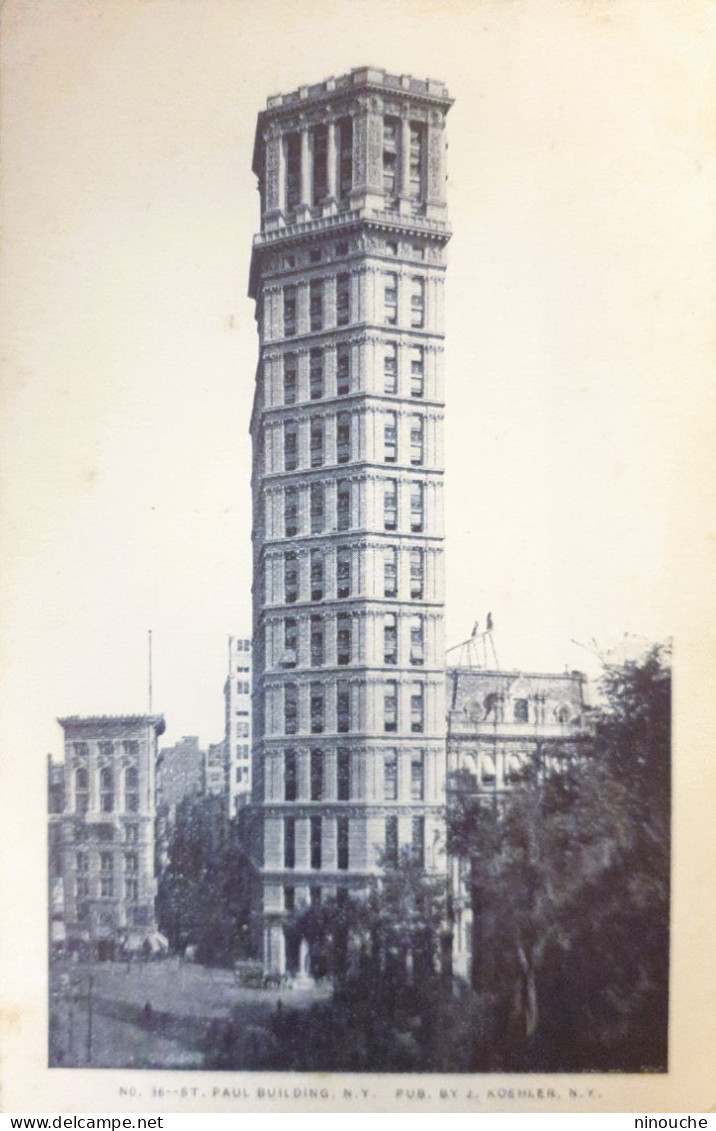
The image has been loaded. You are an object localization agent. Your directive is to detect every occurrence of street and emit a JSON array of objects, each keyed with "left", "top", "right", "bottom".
[{"left": 49, "top": 958, "right": 330, "bottom": 1069}]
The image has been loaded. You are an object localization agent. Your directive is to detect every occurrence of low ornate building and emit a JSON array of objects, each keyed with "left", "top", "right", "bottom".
[
  {"left": 50, "top": 714, "right": 166, "bottom": 960},
  {"left": 446, "top": 667, "right": 590, "bottom": 981}
]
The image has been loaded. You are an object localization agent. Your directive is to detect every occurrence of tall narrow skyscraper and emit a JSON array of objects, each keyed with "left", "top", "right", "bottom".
[{"left": 249, "top": 67, "right": 452, "bottom": 973}]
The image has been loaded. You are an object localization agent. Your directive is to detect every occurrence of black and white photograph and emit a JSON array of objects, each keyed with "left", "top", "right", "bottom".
[{"left": 1, "top": 0, "right": 714, "bottom": 1113}]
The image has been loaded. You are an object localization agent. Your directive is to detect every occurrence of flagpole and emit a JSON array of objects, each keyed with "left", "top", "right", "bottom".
[{"left": 148, "top": 629, "right": 153, "bottom": 714}]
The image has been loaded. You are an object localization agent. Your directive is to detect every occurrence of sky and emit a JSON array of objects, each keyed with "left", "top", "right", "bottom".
[{"left": 2, "top": 0, "right": 714, "bottom": 762}]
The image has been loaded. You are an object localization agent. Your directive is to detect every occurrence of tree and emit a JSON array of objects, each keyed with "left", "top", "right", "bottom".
[
  {"left": 448, "top": 644, "right": 671, "bottom": 1071},
  {"left": 156, "top": 794, "right": 252, "bottom": 966},
  {"left": 266, "top": 855, "right": 470, "bottom": 1071}
]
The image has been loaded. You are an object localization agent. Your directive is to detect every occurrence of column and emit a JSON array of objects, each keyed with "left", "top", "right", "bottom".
[
  {"left": 326, "top": 118, "right": 337, "bottom": 204},
  {"left": 298, "top": 122, "right": 311, "bottom": 218}
]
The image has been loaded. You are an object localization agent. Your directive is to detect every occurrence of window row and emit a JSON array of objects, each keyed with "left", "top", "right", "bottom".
[
  {"left": 277, "top": 272, "right": 429, "bottom": 338},
  {"left": 261, "top": 476, "right": 440, "bottom": 544},
  {"left": 382, "top": 117, "right": 425, "bottom": 201},
  {"left": 281, "top": 746, "right": 426, "bottom": 803},
  {"left": 283, "top": 118, "right": 353, "bottom": 213},
  {"left": 74, "top": 765, "right": 139, "bottom": 814},
  {"left": 282, "top": 679, "right": 425, "bottom": 736},
  {"left": 283, "top": 273, "right": 353, "bottom": 337},
  {"left": 276, "top": 411, "right": 425, "bottom": 474},
  {"left": 272, "top": 610, "right": 426, "bottom": 669},
  {"left": 74, "top": 851, "right": 140, "bottom": 901},
  {"left": 277, "top": 342, "right": 426, "bottom": 405},
  {"left": 280, "top": 814, "right": 425, "bottom": 872},
  {"left": 280, "top": 545, "right": 425, "bottom": 603}
]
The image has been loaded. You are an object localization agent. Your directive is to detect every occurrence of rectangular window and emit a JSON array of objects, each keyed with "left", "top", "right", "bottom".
[
  {"left": 283, "top": 284, "right": 297, "bottom": 337},
  {"left": 309, "top": 348, "right": 324, "bottom": 400},
  {"left": 409, "top": 123, "right": 424, "bottom": 200},
  {"left": 384, "top": 749, "right": 398, "bottom": 801},
  {"left": 284, "top": 818, "right": 296, "bottom": 869},
  {"left": 283, "top": 617, "right": 298, "bottom": 668},
  {"left": 337, "top": 480, "right": 351, "bottom": 531},
  {"left": 336, "top": 343, "right": 351, "bottom": 395},
  {"left": 310, "top": 418, "right": 324, "bottom": 467},
  {"left": 286, "top": 134, "right": 301, "bottom": 211},
  {"left": 384, "top": 479, "right": 397, "bottom": 530},
  {"left": 310, "top": 816, "right": 322, "bottom": 870},
  {"left": 338, "top": 117, "right": 353, "bottom": 200},
  {"left": 100, "top": 852, "right": 113, "bottom": 898},
  {"left": 336, "top": 274, "right": 350, "bottom": 326},
  {"left": 337, "top": 548, "right": 351, "bottom": 598},
  {"left": 383, "top": 613, "right": 397, "bottom": 665},
  {"left": 284, "top": 684, "right": 298, "bottom": 735},
  {"left": 310, "top": 615, "right": 324, "bottom": 667},
  {"left": 310, "top": 749, "right": 323, "bottom": 802},
  {"left": 410, "top": 415, "right": 424, "bottom": 466},
  {"left": 384, "top": 411, "right": 397, "bottom": 463},
  {"left": 284, "top": 422, "right": 298, "bottom": 470},
  {"left": 100, "top": 767, "right": 114, "bottom": 813},
  {"left": 411, "top": 816, "right": 425, "bottom": 867},
  {"left": 125, "top": 878, "right": 138, "bottom": 902},
  {"left": 310, "top": 279, "right": 323, "bottom": 331},
  {"left": 310, "top": 549, "right": 324, "bottom": 601},
  {"left": 284, "top": 749, "right": 298, "bottom": 802},
  {"left": 410, "top": 750, "right": 424, "bottom": 801},
  {"left": 384, "top": 681, "right": 398, "bottom": 733},
  {"left": 410, "top": 277, "right": 425, "bottom": 328},
  {"left": 312, "top": 124, "right": 328, "bottom": 203},
  {"left": 383, "top": 117, "right": 399, "bottom": 197},
  {"left": 410, "top": 346, "right": 424, "bottom": 398},
  {"left": 283, "top": 352, "right": 297, "bottom": 404},
  {"left": 411, "top": 683, "right": 424, "bottom": 733},
  {"left": 124, "top": 766, "right": 139, "bottom": 813},
  {"left": 284, "top": 885, "right": 295, "bottom": 912},
  {"left": 310, "top": 885, "right": 322, "bottom": 906},
  {"left": 383, "top": 343, "right": 398, "bottom": 395},
  {"left": 337, "top": 412, "right": 351, "bottom": 463},
  {"left": 337, "top": 817, "right": 349, "bottom": 870},
  {"left": 410, "top": 480, "right": 424, "bottom": 532},
  {"left": 337, "top": 748, "right": 351, "bottom": 801},
  {"left": 385, "top": 816, "right": 399, "bottom": 868},
  {"left": 410, "top": 549, "right": 424, "bottom": 599},
  {"left": 337, "top": 613, "right": 351, "bottom": 666},
  {"left": 310, "top": 481, "right": 324, "bottom": 533},
  {"left": 384, "top": 273, "right": 398, "bottom": 325},
  {"left": 76, "top": 851, "right": 89, "bottom": 873},
  {"left": 310, "top": 683, "right": 324, "bottom": 734},
  {"left": 384, "top": 546, "right": 398, "bottom": 598},
  {"left": 76, "top": 875, "right": 89, "bottom": 899},
  {"left": 284, "top": 550, "right": 298, "bottom": 603},
  {"left": 410, "top": 614, "right": 425, "bottom": 666},
  {"left": 337, "top": 681, "right": 350, "bottom": 733},
  {"left": 284, "top": 487, "right": 298, "bottom": 538}
]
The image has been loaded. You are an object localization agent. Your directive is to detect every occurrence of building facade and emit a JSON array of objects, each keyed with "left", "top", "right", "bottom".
[
  {"left": 249, "top": 67, "right": 452, "bottom": 972},
  {"left": 446, "top": 668, "right": 589, "bottom": 981},
  {"left": 51, "top": 715, "right": 165, "bottom": 959},
  {"left": 156, "top": 735, "right": 205, "bottom": 823},
  {"left": 224, "top": 635, "right": 253, "bottom": 814}
]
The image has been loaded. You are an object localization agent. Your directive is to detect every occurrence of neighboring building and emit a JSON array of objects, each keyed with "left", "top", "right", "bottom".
[
  {"left": 224, "top": 636, "right": 253, "bottom": 814},
  {"left": 446, "top": 667, "right": 589, "bottom": 981},
  {"left": 205, "top": 740, "right": 228, "bottom": 799},
  {"left": 48, "top": 758, "right": 66, "bottom": 955},
  {"left": 156, "top": 735, "right": 204, "bottom": 823},
  {"left": 248, "top": 67, "right": 452, "bottom": 972},
  {"left": 51, "top": 714, "right": 165, "bottom": 960}
]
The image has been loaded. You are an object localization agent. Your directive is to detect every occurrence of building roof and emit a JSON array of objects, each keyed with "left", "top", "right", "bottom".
[{"left": 58, "top": 714, "right": 166, "bottom": 735}]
